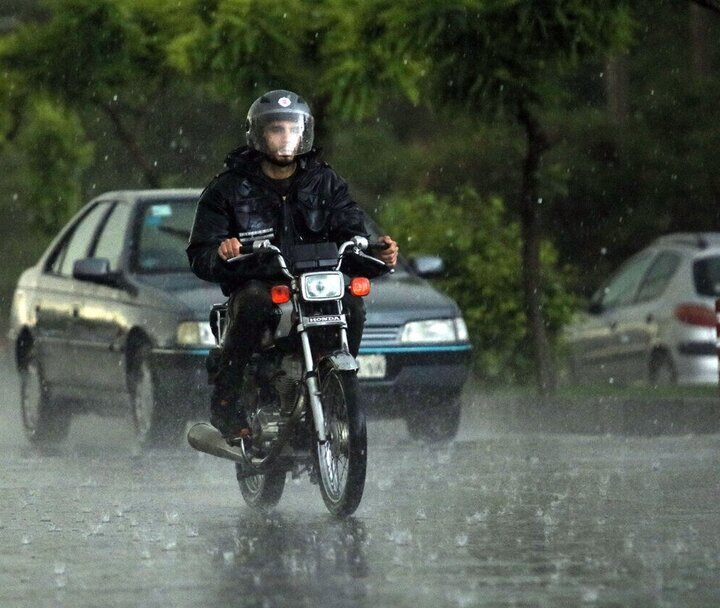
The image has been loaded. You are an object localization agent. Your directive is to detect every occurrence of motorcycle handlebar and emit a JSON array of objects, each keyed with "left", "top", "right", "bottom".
[{"left": 226, "top": 236, "right": 390, "bottom": 275}]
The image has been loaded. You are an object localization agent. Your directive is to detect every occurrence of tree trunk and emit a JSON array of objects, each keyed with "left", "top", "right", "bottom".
[
  {"left": 100, "top": 102, "right": 161, "bottom": 188},
  {"left": 517, "top": 105, "right": 556, "bottom": 395},
  {"left": 690, "top": 3, "right": 711, "bottom": 78},
  {"left": 606, "top": 55, "right": 629, "bottom": 125}
]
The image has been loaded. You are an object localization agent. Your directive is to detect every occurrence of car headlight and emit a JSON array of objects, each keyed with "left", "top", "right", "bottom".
[
  {"left": 301, "top": 271, "right": 344, "bottom": 301},
  {"left": 176, "top": 321, "right": 216, "bottom": 347},
  {"left": 400, "top": 318, "right": 467, "bottom": 344}
]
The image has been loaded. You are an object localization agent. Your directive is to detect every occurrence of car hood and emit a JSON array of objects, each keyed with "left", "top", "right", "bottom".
[
  {"left": 364, "top": 272, "right": 460, "bottom": 325},
  {"left": 133, "top": 271, "right": 460, "bottom": 325},
  {"left": 135, "top": 273, "right": 224, "bottom": 317}
]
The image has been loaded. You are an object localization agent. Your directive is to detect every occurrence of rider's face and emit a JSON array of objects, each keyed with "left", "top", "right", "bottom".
[{"left": 263, "top": 120, "right": 303, "bottom": 163}]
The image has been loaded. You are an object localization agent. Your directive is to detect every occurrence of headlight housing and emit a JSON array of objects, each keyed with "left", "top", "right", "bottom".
[
  {"left": 400, "top": 318, "right": 468, "bottom": 344},
  {"left": 176, "top": 321, "right": 216, "bottom": 347},
  {"left": 300, "top": 271, "right": 344, "bottom": 301}
]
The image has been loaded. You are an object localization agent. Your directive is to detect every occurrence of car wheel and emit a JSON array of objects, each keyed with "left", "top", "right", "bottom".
[
  {"left": 650, "top": 352, "right": 677, "bottom": 387},
  {"left": 20, "top": 343, "right": 72, "bottom": 444},
  {"left": 129, "top": 344, "right": 184, "bottom": 446},
  {"left": 406, "top": 394, "right": 462, "bottom": 442}
]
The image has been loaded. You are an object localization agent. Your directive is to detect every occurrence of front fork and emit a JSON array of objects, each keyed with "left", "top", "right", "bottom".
[
  {"left": 299, "top": 321, "right": 351, "bottom": 445},
  {"left": 300, "top": 330, "right": 327, "bottom": 442}
]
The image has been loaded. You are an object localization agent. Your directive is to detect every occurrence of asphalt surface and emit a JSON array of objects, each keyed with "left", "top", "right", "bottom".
[{"left": 1, "top": 347, "right": 720, "bottom": 608}]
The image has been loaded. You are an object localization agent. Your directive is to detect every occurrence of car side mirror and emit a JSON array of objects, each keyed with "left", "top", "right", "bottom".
[
  {"left": 410, "top": 255, "right": 445, "bottom": 278},
  {"left": 73, "top": 257, "right": 133, "bottom": 292}
]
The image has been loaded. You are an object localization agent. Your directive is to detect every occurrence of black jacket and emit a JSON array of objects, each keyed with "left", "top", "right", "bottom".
[{"left": 187, "top": 147, "right": 369, "bottom": 294}]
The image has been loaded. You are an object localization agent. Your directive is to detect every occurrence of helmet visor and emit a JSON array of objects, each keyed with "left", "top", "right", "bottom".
[{"left": 249, "top": 112, "right": 314, "bottom": 157}]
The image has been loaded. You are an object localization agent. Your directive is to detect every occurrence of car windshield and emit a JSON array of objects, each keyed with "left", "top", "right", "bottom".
[
  {"left": 135, "top": 198, "right": 196, "bottom": 273},
  {"left": 693, "top": 255, "right": 720, "bottom": 297}
]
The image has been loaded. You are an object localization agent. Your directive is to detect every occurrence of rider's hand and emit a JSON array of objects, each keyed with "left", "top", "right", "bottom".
[
  {"left": 218, "top": 238, "right": 242, "bottom": 261},
  {"left": 376, "top": 236, "right": 399, "bottom": 267}
]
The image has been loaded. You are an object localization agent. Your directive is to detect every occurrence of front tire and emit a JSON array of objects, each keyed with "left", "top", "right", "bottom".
[
  {"left": 237, "top": 467, "right": 286, "bottom": 510},
  {"left": 316, "top": 368, "right": 366, "bottom": 517},
  {"left": 19, "top": 344, "right": 71, "bottom": 444},
  {"left": 128, "top": 344, "right": 184, "bottom": 446}
]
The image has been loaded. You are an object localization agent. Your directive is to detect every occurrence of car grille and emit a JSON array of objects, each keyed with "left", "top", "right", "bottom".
[{"left": 360, "top": 325, "right": 401, "bottom": 347}]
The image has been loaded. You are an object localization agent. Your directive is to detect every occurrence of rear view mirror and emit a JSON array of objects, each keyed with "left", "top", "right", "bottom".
[{"left": 410, "top": 255, "right": 445, "bottom": 278}]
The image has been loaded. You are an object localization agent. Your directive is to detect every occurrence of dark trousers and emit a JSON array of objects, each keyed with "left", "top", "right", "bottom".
[{"left": 210, "top": 280, "right": 365, "bottom": 418}]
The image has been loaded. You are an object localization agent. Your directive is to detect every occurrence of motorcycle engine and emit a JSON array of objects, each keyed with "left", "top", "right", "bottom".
[{"left": 250, "top": 407, "right": 284, "bottom": 453}]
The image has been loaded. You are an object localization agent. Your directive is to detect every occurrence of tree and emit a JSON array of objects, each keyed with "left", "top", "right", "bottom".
[
  {"left": 0, "top": 0, "right": 193, "bottom": 187},
  {"left": 319, "top": 0, "right": 633, "bottom": 394}
]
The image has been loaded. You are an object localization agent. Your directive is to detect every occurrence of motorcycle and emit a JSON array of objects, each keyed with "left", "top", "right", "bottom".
[{"left": 187, "top": 236, "right": 390, "bottom": 517}]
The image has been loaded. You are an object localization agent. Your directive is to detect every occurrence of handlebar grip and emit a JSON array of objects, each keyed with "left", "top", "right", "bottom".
[{"left": 367, "top": 241, "right": 391, "bottom": 254}]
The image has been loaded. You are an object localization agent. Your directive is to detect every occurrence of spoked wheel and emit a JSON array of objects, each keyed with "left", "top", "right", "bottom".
[
  {"left": 237, "top": 466, "right": 286, "bottom": 511},
  {"left": 20, "top": 345, "right": 71, "bottom": 444},
  {"left": 316, "top": 368, "right": 366, "bottom": 517}
]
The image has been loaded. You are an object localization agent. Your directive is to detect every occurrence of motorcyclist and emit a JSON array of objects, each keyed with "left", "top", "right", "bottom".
[{"left": 187, "top": 89, "right": 398, "bottom": 442}]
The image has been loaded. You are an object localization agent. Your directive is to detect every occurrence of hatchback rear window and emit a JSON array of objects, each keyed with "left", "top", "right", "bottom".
[{"left": 693, "top": 256, "right": 720, "bottom": 296}]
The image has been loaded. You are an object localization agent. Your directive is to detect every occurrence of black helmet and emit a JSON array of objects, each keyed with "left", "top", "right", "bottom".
[{"left": 246, "top": 90, "right": 314, "bottom": 157}]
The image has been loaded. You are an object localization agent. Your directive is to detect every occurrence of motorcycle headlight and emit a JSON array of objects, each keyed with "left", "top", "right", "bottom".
[
  {"left": 176, "top": 321, "right": 216, "bottom": 347},
  {"left": 301, "top": 271, "right": 344, "bottom": 301},
  {"left": 400, "top": 318, "right": 466, "bottom": 344}
]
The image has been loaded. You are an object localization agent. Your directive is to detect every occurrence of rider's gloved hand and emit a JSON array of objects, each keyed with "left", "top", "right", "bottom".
[
  {"left": 218, "top": 238, "right": 242, "bottom": 261},
  {"left": 376, "top": 236, "right": 399, "bottom": 267}
]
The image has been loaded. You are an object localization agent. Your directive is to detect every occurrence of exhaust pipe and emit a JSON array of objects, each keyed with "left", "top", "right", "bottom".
[{"left": 187, "top": 422, "right": 246, "bottom": 463}]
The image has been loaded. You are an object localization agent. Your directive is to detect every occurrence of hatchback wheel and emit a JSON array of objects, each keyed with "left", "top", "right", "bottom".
[{"left": 650, "top": 352, "right": 677, "bottom": 387}]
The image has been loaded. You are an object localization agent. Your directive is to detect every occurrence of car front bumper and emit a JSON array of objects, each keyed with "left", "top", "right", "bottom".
[{"left": 357, "top": 344, "right": 473, "bottom": 416}]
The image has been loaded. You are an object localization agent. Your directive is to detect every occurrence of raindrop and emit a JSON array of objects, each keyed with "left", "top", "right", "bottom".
[
  {"left": 101, "top": 513, "right": 111, "bottom": 523},
  {"left": 54, "top": 562, "right": 66, "bottom": 575},
  {"left": 415, "top": 508, "right": 427, "bottom": 520},
  {"left": 140, "top": 548, "right": 151, "bottom": 560},
  {"left": 165, "top": 511, "right": 180, "bottom": 525},
  {"left": 21, "top": 535, "right": 32, "bottom": 545},
  {"left": 388, "top": 529, "right": 412, "bottom": 546},
  {"left": 455, "top": 534, "right": 469, "bottom": 547},
  {"left": 222, "top": 551, "right": 235, "bottom": 564}
]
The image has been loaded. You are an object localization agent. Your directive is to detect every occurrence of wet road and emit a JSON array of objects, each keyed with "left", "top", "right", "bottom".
[{"left": 1, "top": 349, "right": 720, "bottom": 607}]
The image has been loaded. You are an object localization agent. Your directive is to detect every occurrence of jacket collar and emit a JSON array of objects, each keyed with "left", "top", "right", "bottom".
[{"left": 224, "top": 146, "right": 324, "bottom": 177}]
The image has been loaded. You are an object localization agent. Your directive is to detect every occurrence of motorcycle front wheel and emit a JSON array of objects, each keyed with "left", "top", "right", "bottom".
[
  {"left": 316, "top": 368, "right": 367, "bottom": 517},
  {"left": 236, "top": 466, "right": 286, "bottom": 511}
]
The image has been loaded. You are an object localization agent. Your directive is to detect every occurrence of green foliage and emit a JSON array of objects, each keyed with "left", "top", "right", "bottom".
[
  {"left": 379, "top": 188, "right": 577, "bottom": 383},
  {"left": 167, "top": 0, "right": 315, "bottom": 100},
  {"left": 15, "top": 97, "right": 94, "bottom": 236},
  {"left": 319, "top": 0, "right": 634, "bottom": 120}
]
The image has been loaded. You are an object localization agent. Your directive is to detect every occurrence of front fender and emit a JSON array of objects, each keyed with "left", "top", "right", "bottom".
[{"left": 319, "top": 350, "right": 358, "bottom": 373}]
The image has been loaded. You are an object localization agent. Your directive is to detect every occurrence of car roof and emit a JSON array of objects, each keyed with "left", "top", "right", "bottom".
[
  {"left": 91, "top": 189, "right": 203, "bottom": 204},
  {"left": 652, "top": 232, "right": 720, "bottom": 252}
]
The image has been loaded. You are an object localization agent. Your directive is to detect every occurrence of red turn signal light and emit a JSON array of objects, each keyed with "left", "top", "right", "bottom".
[
  {"left": 271, "top": 285, "right": 291, "bottom": 304},
  {"left": 674, "top": 303, "right": 716, "bottom": 327},
  {"left": 350, "top": 277, "right": 371, "bottom": 297}
]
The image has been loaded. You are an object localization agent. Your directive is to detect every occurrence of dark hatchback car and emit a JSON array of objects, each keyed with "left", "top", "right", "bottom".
[{"left": 9, "top": 190, "right": 471, "bottom": 445}]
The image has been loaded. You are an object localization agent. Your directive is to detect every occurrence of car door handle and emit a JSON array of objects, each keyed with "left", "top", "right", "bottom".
[{"left": 73, "top": 306, "right": 80, "bottom": 318}]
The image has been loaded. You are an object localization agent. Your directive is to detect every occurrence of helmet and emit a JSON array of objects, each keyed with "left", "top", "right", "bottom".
[{"left": 246, "top": 90, "right": 314, "bottom": 157}]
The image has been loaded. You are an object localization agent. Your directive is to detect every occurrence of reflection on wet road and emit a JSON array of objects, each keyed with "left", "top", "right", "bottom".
[{"left": 1, "top": 353, "right": 719, "bottom": 607}]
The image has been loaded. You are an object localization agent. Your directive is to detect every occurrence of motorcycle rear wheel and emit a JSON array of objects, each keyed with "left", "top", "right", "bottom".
[
  {"left": 236, "top": 466, "right": 286, "bottom": 511},
  {"left": 316, "top": 368, "right": 366, "bottom": 517}
]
